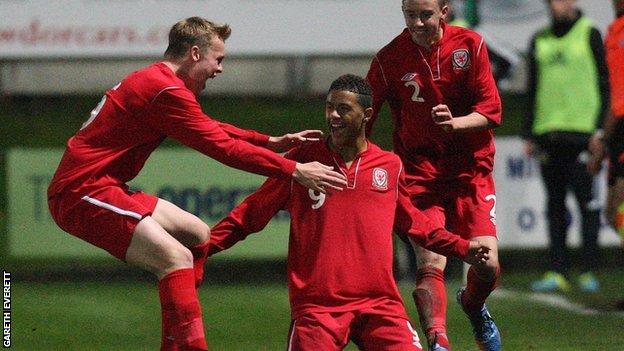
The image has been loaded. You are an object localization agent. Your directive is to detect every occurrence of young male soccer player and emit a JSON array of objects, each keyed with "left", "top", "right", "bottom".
[
  {"left": 207, "top": 74, "right": 491, "bottom": 351},
  {"left": 589, "top": 0, "right": 624, "bottom": 246},
  {"left": 47, "top": 17, "right": 347, "bottom": 351},
  {"left": 366, "top": 1, "right": 502, "bottom": 350}
]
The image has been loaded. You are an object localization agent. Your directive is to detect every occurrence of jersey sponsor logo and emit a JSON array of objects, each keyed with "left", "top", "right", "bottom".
[
  {"left": 452, "top": 49, "right": 470, "bottom": 70},
  {"left": 401, "top": 72, "right": 418, "bottom": 81},
  {"left": 372, "top": 167, "right": 388, "bottom": 190}
]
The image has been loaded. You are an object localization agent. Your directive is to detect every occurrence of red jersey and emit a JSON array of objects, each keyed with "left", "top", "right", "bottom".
[
  {"left": 48, "top": 62, "right": 296, "bottom": 198},
  {"left": 209, "top": 140, "right": 470, "bottom": 319},
  {"left": 367, "top": 23, "right": 502, "bottom": 191},
  {"left": 606, "top": 16, "right": 624, "bottom": 118}
]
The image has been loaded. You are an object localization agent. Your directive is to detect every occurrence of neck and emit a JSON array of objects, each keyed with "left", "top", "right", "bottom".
[
  {"left": 330, "top": 138, "right": 367, "bottom": 164},
  {"left": 163, "top": 59, "right": 201, "bottom": 95}
]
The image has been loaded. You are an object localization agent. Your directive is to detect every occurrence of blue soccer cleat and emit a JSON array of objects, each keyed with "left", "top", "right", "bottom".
[
  {"left": 577, "top": 272, "right": 600, "bottom": 293},
  {"left": 530, "top": 271, "right": 571, "bottom": 292},
  {"left": 429, "top": 343, "right": 450, "bottom": 351},
  {"left": 456, "top": 287, "right": 501, "bottom": 351}
]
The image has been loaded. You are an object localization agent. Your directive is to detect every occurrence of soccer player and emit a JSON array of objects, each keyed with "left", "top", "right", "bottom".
[
  {"left": 207, "top": 74, "right": 492, "bottom": 351},
  {"left": 589, "top": 0, "right": 624, "bottom": 248},
  {"left": 365, "top": 1, "right": 502, "bottom": 350},
  {"left": 525, "top": 0, "right": 608, "bottom": 294},
  {"left": 47, "top": 17, "right": 347, "bottom": 351}
]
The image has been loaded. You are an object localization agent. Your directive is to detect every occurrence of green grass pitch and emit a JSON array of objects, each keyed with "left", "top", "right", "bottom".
[{"left": 11, "top": 269, "right": 624, "bottom": 350}]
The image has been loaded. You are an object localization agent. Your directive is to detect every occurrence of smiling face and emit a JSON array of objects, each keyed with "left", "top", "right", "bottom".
[
  {"left": 402, "top": 0, "right": 448, "bottom": 47},
  {"left": 186, "top": 36, "right": 225, "bottom": 94},
  {"left": 325, "top": 90, "right": 371, "bottom": 148}
]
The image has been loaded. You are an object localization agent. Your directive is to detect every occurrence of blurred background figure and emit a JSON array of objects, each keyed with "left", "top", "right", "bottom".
[
  {"left": 447, "top": 0, "right": 513, "bottom": 84},
  {"left": 523, "top": 0, "right": 609, "bottom": 293}
]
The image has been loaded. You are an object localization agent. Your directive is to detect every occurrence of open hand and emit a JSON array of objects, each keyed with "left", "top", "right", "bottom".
[
  {"left": 268, "top": 130, "right": 323, "bottom": 153},
  {"left": 464, "top": 240, "right": 491, "bottom": 266},
  {"left": 431, "top": 104, "right": 454, "bottom": 132},
  {"left": 293, "top": 161, "right": 347, "bottom": 194}
]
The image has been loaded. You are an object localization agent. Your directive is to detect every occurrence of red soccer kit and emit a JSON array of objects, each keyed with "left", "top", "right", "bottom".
[
  {"left": 209, "top": 140, "right": 471, "bottom": 348},
  {"left": 606, "top": 16, "right": 624, "bottom": 119},
  {"left": 606, "top": 15, "right": 624, "bottom": 184},
  {"left": 366, "top": 23, "right": 502, "bottom": 237},
  {"left": 48, "top": 62, "right": 296, "bottom": 259}
]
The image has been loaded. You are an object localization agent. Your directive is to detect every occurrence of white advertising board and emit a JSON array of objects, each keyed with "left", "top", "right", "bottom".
[
  {"left": 0, "top": 0, "right": 404, "bottom": 58},
  {"left": 493, "top": 136, "right": 620, "bottom": 248},
  {"left": 0, "top": 0, "right": 613, "bottom": 59}
]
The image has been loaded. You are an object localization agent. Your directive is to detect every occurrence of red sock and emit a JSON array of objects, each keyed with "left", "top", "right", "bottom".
[
  {"left": 462, "top": 265, "right": 500, "bottom": 315},
  {"left": 413, "top": 267, "right": 449, "bottom": 349},
  {"left": 190, "top": 240, "right": 210, "bottom": 287},
  {"left": 158, "top": 268, "right": 208, "bottom": 351}
]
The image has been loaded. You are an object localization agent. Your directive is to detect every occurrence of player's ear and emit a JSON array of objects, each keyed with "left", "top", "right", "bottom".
[
  {"left": 441, "top": 5, "right": 449, "bottom": 19},
  {"left": 364, "top": 107, "right": 373, "bottom": 121},
  {"left": 190, "top": 45, "right": 201, "bottom": 62}
]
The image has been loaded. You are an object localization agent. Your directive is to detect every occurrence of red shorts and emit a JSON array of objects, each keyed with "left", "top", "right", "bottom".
[
  {"left": 411, "top": 172, "right": 497, "bottom": 239},
  {"left": 287, "top": 311, "right": 422, "bottom": 351},
  {"left": 48, "top": 185, "right": 159, "bottom": 260}
]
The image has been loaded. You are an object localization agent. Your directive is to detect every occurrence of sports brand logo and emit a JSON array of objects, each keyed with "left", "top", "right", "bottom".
[
  {"left": 452, "top": 49, "right": 470, "bottom": 70},
  {"left": 401, "top": 72, "right": 418, "bottom": 81},
  {"left": 372, "top": 168, "right": 388, "bottom": 190}
]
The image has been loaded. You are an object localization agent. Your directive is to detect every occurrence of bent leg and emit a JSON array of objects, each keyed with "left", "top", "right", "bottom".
[
  {"left": 126, "top": 217, "right": 207, "bottom": 351},
  {"left": 460, "top": 236, "right": 500, "bottom": 314},
  {"left": 151, "top": 199, "right": 211, "bottom": 286}
]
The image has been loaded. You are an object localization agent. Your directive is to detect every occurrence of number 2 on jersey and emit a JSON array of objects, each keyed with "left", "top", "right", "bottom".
[
  {"left": 80, "top": 82, "right": 121, "bottom": 130},
  {"left": 308, "top": 189, "right": 326, "bottom": 209},
  {"left": 404, "top": 81, "right": 425, "bottom": 102}
]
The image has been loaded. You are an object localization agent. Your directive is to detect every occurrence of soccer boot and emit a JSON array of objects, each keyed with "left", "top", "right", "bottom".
[
  {"left": 530, "top": 271, "right": 570, "bottom": 292},
  {"left": 577, "top": 272, "right": 600, "bottom": 293},
  {"left": 456, "top": 287, "right": 501, "bottom": 351}
]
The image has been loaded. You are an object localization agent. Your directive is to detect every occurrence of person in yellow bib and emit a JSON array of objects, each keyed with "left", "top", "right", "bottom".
[{"left": 523, "top": 0, "right": 609, "bottom": 293}]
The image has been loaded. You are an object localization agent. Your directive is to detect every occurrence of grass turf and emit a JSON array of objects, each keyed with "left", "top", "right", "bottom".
[{"left": 11, "top": 269, "right": 624, "bottom": 350}]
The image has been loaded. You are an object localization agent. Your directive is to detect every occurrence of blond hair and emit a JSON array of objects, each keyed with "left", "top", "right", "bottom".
[{"left": 164, "top": 17, "right": 231, "bottom": 59}]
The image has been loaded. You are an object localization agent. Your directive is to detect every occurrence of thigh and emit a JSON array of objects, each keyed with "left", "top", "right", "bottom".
[
  {"left": 449, "top": 173, "right": 497, "bottom": 239},
  {"left": 49, "top": 186, "right": 158, "bottom": 260},
  {"left": 353, "top": 314, "right": 422, "bottom": 351},
  {"left": 287, "top": 312, "right": 353, "bottom": 351},
  {"left": 151, "top": 198, "right": 209, "bottom": 247}
]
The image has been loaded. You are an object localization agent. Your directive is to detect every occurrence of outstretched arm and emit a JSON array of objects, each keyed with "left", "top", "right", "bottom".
[
  {"left": 209, "top": 177, "right": 290, "bottom": 256},
  {"left": 219, "top": 122, "right": 324, "bottom": 153},
  {"left": 394, "top": 170, "right": 490, "bottom": 264},
  {"left": 145, "top": 88, "right": 346, "bottom": 192}
]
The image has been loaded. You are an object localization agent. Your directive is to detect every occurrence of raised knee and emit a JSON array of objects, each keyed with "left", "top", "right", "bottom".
[{"left": 159, "top": 246, "right": 193, "bottom": 276}]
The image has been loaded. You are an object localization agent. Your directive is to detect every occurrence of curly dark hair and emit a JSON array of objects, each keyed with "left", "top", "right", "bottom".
[{"left": 327, "top": 74, "right": 373, "bottom": 109}]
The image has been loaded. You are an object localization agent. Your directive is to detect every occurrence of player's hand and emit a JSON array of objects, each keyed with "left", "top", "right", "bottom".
[
  {"left": 587, "top": 131, "right": 605, "bottom": 174},
  {"left": 431, "top": 104, "right": 454, "bottom": 132},
  {"left": 524, "top": 140, "right": 537, "bottom": 157},
  {"left": 293, "top": 161, "right": 347, "bottom": 193},
  {"left": 464, "top": 240, "right": 491, "bottom": 266},
  {"left": 267, "top": 130, "right": 323, "bottom": 153}
]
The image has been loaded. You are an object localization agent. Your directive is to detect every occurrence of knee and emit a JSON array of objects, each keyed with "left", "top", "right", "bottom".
[
  {"left": 185, "top": 218, "right": 210, "bottom": 246},
  {"left": 474, "top": 255, "right": 500, "bottom": 280},
  {"left": 415, "top": 250, "right": 447, "bottom": 270},
  {"left": 159, "top": 245, "right": 194, "bottom": 276}
]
